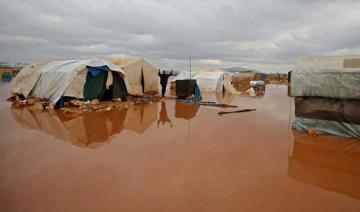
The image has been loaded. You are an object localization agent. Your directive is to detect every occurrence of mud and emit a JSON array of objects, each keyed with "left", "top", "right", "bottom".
[{"left": 0, "top": 81, "right": 359, "bottom": 212}]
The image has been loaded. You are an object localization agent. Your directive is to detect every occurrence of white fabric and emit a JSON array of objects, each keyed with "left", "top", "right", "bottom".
[
  {"left": 291, "top": 67, "right": 360, "bottom": 99},
  {"left": 193, "top": 71, "right": 238, "bottom": 94},
  {"left": 291, "top": 56, "right": 360, "bottom": 99},
  {"left": 106, "top": 71, "right": 113, "bottom": 89},
  {"left": 12, "top": 60, "right": 54, "bottom": 97},
  {"left": 14, "top": 59, "right": 126, "bottom": 103},
  {"left": 297, "top": 55, "right": 360, "bottom": 69},
  {"left": 63, "top": 68, "right": 88, "bottom": 99},
  {"left": 171, "top": 71, "right": 197, "bottom": 82},
  {"left": 109, "top": 58, "right": 159, "bottom": 95}
]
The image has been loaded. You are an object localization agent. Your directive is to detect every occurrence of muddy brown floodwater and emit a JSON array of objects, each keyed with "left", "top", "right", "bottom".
[{"left": 0, "top": 81, "right": 359, "bottom": 212}]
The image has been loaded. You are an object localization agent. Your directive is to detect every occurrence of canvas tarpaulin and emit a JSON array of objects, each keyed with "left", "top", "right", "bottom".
[{"left": 109, "top": 58, "right": 159, "bottom": 95}]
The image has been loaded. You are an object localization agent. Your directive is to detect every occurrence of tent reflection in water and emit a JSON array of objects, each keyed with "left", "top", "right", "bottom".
[
  {"left": 11, "top": 103, "right": 159, "bottom": 148},
  {"left": 123, "top": 103, "right": 158, "bottom": 134},
  {"left": 289, "top": 131, "right": 360, "bottom": 200},
  {"left": 175, "top": 101, "right": 200, "bottom": 120},
  {"left": 11, "top": 106, "right": 128, "bottom": 148}
]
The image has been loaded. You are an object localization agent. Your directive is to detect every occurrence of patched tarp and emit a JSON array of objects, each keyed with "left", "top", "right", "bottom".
[{"left": 292, "top": 117, "right": 360, "bottom": 138}]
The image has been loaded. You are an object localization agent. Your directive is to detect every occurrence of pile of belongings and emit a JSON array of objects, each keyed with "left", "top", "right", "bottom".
[{"left": 290, "top": 55, "right": 360, "bottom": 138}]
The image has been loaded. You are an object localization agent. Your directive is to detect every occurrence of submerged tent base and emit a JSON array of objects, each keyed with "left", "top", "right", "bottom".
[{"left": 292, "top": 117, "right": 360, "bottom": 138}]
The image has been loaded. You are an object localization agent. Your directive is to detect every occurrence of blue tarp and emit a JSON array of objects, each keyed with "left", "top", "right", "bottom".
[
  {"left": 293, "top": 117, "right": 360, "bottom": 138},
  {"left": 88, "top": 65, "right": 109, "bottom": 77}
]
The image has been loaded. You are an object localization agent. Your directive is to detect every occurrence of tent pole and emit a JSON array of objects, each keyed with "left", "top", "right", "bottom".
[{"left": 190, "top": 56, "right": 191, "bottom": 79}]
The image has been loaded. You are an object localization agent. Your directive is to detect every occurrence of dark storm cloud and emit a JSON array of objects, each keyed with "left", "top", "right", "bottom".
[{"left": 0, "top": 0, "right": 359, "bottom": 72}]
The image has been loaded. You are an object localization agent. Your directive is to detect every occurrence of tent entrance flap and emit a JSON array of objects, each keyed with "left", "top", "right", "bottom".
[
  {"left": 105, "top": 72, "right": 128, "bottom": 101},
  {"left": 84, "top": 71, "right": 108, "bottom": 100},
  {"left": 141, "top": 68, "right": 145, "bottom": 93}
]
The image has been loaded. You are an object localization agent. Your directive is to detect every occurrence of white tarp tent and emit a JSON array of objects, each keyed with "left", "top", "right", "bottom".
[
  {"left": 291, "top": 55, "right": 360, "bottom": 99},
  {"left": 172, "top": 71, "right": 238, "bottom": 94},
  {"left": 171, "top": 71, "right": 197, "bottom": 82},
  {"left": 109, "top": 58, "right": 159, "bottom": 95},
  {"left": 193, "top": 71, "right": 238, "bottom": 94},
  {"left": 12, "top": 59, "right": 127, "bottom": 103}
]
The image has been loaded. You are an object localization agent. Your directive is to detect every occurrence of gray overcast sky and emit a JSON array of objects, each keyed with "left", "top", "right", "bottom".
[{"left": 0, "top": 0, "right": 359, "bottom": 72}]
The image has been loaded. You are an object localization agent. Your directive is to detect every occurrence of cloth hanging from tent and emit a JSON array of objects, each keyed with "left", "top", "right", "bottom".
[
  {"left": 194, "top": 84, "right": 202, "bottom": 102},
  {"left": 83, "top": 71, "right": 108, "bottom": 100},
  {"left": 88, "top": 65, "right": 109, "bottom": 77},
  {"left": 106, "top": 71, "right": 113, "bottom": 89}
]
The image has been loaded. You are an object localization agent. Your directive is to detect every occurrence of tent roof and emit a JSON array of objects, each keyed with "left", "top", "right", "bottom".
[
  {"left": 297, "top": 55, "right": 360, "bottom": 69},
  {"left": 108, "top": 57, "right": 143, "bottom": 68}
]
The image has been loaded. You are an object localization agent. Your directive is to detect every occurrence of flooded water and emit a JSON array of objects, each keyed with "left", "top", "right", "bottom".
[{"left": 0, "top": 82, "right": 359, "bottom": 212}]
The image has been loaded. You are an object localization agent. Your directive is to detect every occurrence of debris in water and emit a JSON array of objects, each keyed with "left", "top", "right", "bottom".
[{"left": 218, "top": 109, "right": 256, "bottom": 116}]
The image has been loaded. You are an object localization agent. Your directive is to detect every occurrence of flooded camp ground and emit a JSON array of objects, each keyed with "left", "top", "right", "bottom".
[
  {"left": 1, "top": 56, "right": 360, "bottom": 212},
  {"left": 1, "top": 80, "right": 360, "bottom": 211}
]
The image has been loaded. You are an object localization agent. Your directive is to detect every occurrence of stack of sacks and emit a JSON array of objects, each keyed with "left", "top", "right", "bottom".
[{"left": 290, "top": 55, "right": 360, "bottom": 138}]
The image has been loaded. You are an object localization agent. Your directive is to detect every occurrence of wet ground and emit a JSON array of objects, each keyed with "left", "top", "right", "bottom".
[{"left": 0, "top": 81, "right": 359, "bottom": 212}]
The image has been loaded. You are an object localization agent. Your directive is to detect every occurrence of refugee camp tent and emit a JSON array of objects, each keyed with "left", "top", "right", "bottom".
[
  {"left": 171, "top": 71, "right": 197, "bottom": 82},
  {"left": 171, "top": 71, "right": 237, "bottom": 94},
  {"left": 12, "top": 59, "right": 129, "bottom": 104},
  {"left": 193, "top": 71, "right": 238, "bottom": 94},
  {"left": 291, "top": 55, "right": 360, "bottom": 138},
  {"left": 291, "top": 55, "right": 360, "bottom": 99},
  {"left": 109, "top": 58, "right": 159, "bottom": 95}
]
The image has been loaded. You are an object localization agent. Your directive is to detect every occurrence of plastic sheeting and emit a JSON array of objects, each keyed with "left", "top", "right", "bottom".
[
  {"left": 292, "top": 117, "right": 360, "bottom": 138},
  {"left": 291, "top": 67, "right": 360, "bottom": 99},
  {"left": 12, "top": 60, "right": 54, "bottom": 97},
  {"left": 193, "top": 71, "right": 238, "bottom": 94},
  {"left": 171, "top": 71, "right": 197, "bottom": 82}
]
